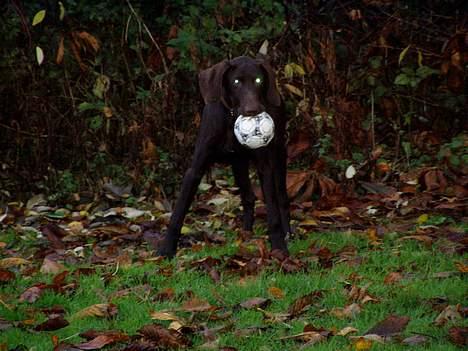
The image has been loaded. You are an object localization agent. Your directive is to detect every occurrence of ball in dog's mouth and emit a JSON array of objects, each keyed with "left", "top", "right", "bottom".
[{"left": 234, "top": 111, "right": 275, "bottom": 149}]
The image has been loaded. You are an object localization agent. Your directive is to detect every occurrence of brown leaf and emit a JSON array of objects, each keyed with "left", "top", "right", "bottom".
[
  {"left": 76, "top": 335, "right": 117, "bottom": 350},
  {"left": 278, "top": 331, "right": 326, "bottom": 344},
  {"left": 79, "top": 329, "right": 129, "bottom": 342},
  {"left": 154, "top": 287, "right": 175, "bottom": 302},
  {"left": 138, "top": 323, "right": 191, "bottom": 349},
  {"left": 288, "top": 290, "right": 323, "bottom": 317},
  {"left": 239, "top": 297, "right": 271, "bottom": 310},
  {"left": 0, "top": 268, "right": 15, "bottom": 282},
  {"left": 56, "top": 35, "right": 65, "bottom": 64},
  {"left": 383, "top": 272, "right": 403, "bottom": 285},
  {"left": 330, "top": 303, "right": 361, "bottom": 319},
  {"left": 336, "top": 326, "right": 358, "bottom": 336},
  {"left": 449, "top": 326, "right": 468, "bottom": 346},
  {"left": 72, "top": 303, "right": 118, "bottom": 320},
  {"left": 150, "top": 311, "right": 184, "bottom": 324},
  {"left": 180, "top": 297, "right": 215, "bottom": 312},
  {"left": 402, "top": 335, "right": 429, "bottom": 346},
  {"left": 34, "top": 316, "right": 69, "bottom": 331},
  {"left": 19, "top": 285, "right": 45, "bottom": 303},
  {"left": 287, "top": 132, "right": 311, "bottom": 162},
  {"left": 42, "top": 223, "right": 67, "bottom": 249},
  {"left": 40, "top": 258, "right": 65, "bottom": 274},
  {"left": 434, "top": 305, "right": 462, "bottom": 326},
  {"left": 423, "top": 169, "right": 447, "bottom": 191},
  {"left": 268, "top": 286, "right": 285, "bottom": 299},
  {"left": 286, "top": 171, "right": 311, "bottom": 198},
  {"left": 0, "top": 257, "right": 30, "bottom": 268},
  {"left": 77, "top": 31, "right": 100, "bottom": 52},
  {"left": 352, "top": 337, "right": 373, "bottom": 350},
  {"left": 365, "top": 315, "right": 410, "bottom": 337}
]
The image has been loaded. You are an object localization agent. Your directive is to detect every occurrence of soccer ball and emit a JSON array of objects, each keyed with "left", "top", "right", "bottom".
[{"left": 234, "top": 112, "right": 275, "bottom": 149}]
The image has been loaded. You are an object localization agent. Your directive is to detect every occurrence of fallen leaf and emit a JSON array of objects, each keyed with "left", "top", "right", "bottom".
[
  {"left": 449, "top": 326, "right": 468, "bottom": 346},
  {"left": 40, "top": 258, "right": 65, "bottom": 274},
  {"left": 383, "top": 271, "right": 403, "bottom": 285},
  {"left": 72, "top": 304, "right": 118, "bottom": 320},
  {"left": 19, "top": 285, "right": 44, "bottom": 303},
  {"left": 286, "top": 171, "right": 311, "bottom": 198},
  {"left": 76, "top": 335, "right": 116, "bottom": 350},
  {"left": 434, "top": 305, "right": 462, "bottom": 326},
  {"left": 34, "top": 316, "right": 69, "bottom": 331},
  {"left": 0, "top": 257, "right": 30, "bottom": 269},
  {"left": 278, "top": 331, "right": 325, "bottom": 344},
  {"left": 180, "top": 297, "right": 215, "bottom": 312},
  {"left": 138, "top": 323, "right": 191, "bottom": 349},
  {"left": 330, "top": 303, "right": 361, "bottom": 319},
  {"left": 240, "top": 297, "right": 271, "bottom": 310},
  {"left": 268, "top": 287, "right": 284, "bottom": 299},
  {"left": 0, "top": 268, "right": 15, "bottom": 282},
  {"left": 288, "top": 290, "right": 323, "bottom": 317},
  {"left": 365, "top": 315, "right": 410, "bottom": 337},
  {"left": 455, "top": 261, "right": 468, "bottom": 273},
  {"left": 402, "top": 334, "right": 429, "bottom": 346},
  {"left": 353, "top": 337, "right": 373, "bottom": 350},
  {"left": 150, "top": 311, "right": 184, "bottom": 324},
  {"left": 336, "top": 326, "right": 358, "bottom": 336}
]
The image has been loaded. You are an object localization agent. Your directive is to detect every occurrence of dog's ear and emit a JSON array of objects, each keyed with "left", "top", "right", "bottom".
[
  {"left": 258, "top": 59, "right": 281, "bottom": 107},
  {"left": 198, "top": 60, "right": 230, "bottom": 104}
]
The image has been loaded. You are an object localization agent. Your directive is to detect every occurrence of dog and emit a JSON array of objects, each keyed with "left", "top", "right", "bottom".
[{"left": 157, "top": 56, "right": 290, "bottom": 258}]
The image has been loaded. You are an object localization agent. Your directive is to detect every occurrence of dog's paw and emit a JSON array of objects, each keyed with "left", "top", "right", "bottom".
[{"left": 155, "top": 238, "right": 177, "bottom": 259}]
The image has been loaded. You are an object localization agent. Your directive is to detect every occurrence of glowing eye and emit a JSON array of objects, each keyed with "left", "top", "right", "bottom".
[
  {"left": 233, "top": 79, "right": 240, "bottom": 85},
  {"left": 255, "top": 77, "right": 262, "bottom": 84}
]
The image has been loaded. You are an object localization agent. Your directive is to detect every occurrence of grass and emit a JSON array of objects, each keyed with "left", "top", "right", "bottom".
[{"left": 0, "top": 226, "right": 466, "bottom": 350}]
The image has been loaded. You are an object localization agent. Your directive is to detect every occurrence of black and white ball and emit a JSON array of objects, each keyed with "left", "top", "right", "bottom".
[{"left": 234, "top": 112, "right": 275, "bottom": 149}]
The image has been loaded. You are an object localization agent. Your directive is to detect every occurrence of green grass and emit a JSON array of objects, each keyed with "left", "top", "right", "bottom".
[{"left": 1, "top": 228, "right": 466, "bottom": 350}]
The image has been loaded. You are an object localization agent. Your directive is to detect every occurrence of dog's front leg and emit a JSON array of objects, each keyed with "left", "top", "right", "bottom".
[
  {"left": 275, "top": 143, "right": 291, "bottom": 236},
  {"left": 255, "top": 149, "right": 288, "bottom": 254},
  {"left": 156, "top": 145, "right": 211, "bottom": 257}
]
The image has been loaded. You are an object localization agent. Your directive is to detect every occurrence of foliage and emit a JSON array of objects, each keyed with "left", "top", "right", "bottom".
[{"left": 0, "top": 0, "right": 466, "bottom": 200}]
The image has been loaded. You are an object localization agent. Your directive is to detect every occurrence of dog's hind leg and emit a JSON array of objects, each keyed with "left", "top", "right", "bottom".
[{"left": 231, "top": 157, "right": 256, "bottom": 231}]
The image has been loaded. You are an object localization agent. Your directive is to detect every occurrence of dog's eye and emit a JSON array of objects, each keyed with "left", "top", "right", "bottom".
[
  {"left": 255, "top": 77, "right": 262, "bottom": 85},
  {"left": 233, "top": 79, "right": 240, "bottom": 86}
]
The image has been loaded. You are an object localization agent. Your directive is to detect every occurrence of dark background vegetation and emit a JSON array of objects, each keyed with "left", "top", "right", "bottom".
[{"left": 0, "top": 0, "right": 466, "bottom": 203}]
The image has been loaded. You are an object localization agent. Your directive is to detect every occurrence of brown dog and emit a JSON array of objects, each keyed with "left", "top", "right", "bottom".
[{"left": 157, "top": 56, "right": 290, "bottom": 258}]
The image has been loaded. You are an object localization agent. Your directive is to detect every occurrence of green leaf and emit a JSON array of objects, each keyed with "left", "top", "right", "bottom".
[
  {"left": 35, "top": 46, "right": 44, "bottom": 65},
  {"left": 93, "top": 75, "right": 110, "bottom": 99},
  {"left": 78, "top": 102, "right": 95, "bottom": 112},
  {"left": 89, "top": 115, "right": 103, "bottom": 130},
  {"left": 369, "top": 56, "right": 382, "bottom": 69},
  {"left": 449, "top": 155, "right": 460, "bottom": 166},
  {"left": 417, "top": 50, "right": 423, "bottom": 67},
  {"left": 367, "top": 75, "right": 376, "bottom": 86},
  {"left": 290, "top": 63, "right": 305, "bottom": 76},
  {"left": 374, "top": 85, "right": 387, "bottom": 97},
  {"left": 394, "top": 74, "right": 409, "bottom": 86},
  {"left": 284, "top": 64, "right": 294, "bottom": 79},
  {"left": 32, "top": 10, "right": 46, "bottom": 26},
  {"left": 416, "top": 65, "right": 439, "bottom": 79},
  {"left": 78, "top": 101, "right": 105, "bottom": 112},
  {"left": 399, "top": 45, "right": 410, "bottom": 65},
  {"left": 59, "top": 1, "right": 65, "bottom": 21},
  {"left": 402, "top": 141, "right": 411, "bottom": 157}
]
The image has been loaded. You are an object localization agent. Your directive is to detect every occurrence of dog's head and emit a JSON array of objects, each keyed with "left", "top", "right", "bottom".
[{"left": 198, "top": 56, "right": 281, "bottom": 116}]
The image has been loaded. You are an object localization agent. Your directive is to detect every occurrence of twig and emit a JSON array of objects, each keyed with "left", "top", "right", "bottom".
[{"left": 125, "top": 0, "right": 169, "bottom": 75}]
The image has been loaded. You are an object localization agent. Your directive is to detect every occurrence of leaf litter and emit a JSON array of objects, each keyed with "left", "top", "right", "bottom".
[{"left": 0, "top": 164, "right": 466, "bottom": 350}]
